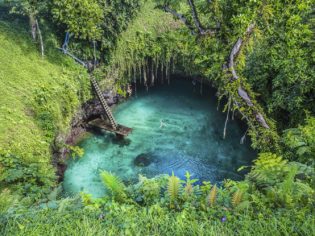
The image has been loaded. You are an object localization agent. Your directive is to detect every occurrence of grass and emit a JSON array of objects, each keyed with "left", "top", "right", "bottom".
[
  {"left": 1, "top": 201, "right": 314, "bottom": 236},
  {"left": 0, "top": 17, "right": 91, "bottom": 197}
]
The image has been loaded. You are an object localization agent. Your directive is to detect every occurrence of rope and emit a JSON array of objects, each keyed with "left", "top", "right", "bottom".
[
  {"left": 63, "top": 50, "right": 87, "bottom": 67},
  {"left": 58, "top": 32, "right": 87, "bottom": 67}
]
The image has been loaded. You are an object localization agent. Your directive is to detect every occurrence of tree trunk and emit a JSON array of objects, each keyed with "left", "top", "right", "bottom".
[
  {"left": 35, "top": 19, "right": 45, "bottom": 58},
  {"left": 29, "top": 14, "right": 37, "bottom": 40}
]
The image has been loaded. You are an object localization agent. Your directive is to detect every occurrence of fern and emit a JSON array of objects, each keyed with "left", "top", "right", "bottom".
[
  {"left": 100, "top": 171, "right": 126, "bottom": 202},
  {"left": 249, "top": 153, "right": 288, "bottom": 189},
  {"left": 232, "top": 189, "right": 243, "bottom": 208},
  {"left": 168, "top": 172, "right": 181, "bottom": 208},
  {"left": 47, "top": 185, "right": 62, "bottom": 201},
  {"left": 207, "top": 185, "right": 217, "bottom": 207},
  {"left": 80, "top": 192, "right": 93, "bottom": 206},
  {"left": 273, "top": 166, "right": 306, "bottom": 207}
]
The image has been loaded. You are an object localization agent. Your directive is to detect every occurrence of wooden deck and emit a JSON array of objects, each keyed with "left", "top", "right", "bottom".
[{"left": 88, "top": 118, "right": 132, "bottom": 137}]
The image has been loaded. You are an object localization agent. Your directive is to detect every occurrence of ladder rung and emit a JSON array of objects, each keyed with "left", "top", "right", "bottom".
[{"left": 90, "top": 76, "right": 117, "bottom": 130}]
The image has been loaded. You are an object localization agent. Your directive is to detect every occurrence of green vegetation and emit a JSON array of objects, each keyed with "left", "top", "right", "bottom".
[
  {"left": 1, "top": 168, "right": 314, "bottom": 235},
  {"left": 0, "top": 0, "right": 314, "bottom": 235},
  {"left": 2, "top": 204, "right": 313, "bottom": 235},
  {"left": 98, "top": 0, "right": 184, "bottom": 87},
  {"left": 0, "top": 19, "right": 90, "bottom": 201},
  {"left": 51, "top": 0, "right": 140, "bottom": 61}
]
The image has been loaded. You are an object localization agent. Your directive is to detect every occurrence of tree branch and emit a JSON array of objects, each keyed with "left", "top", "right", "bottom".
[
  {"left": 187, "top": 0, "right": 203, "bottom": 33},
  {"left": 187, "top": 0, "right": 216, "bottom": 36},
  {"left": 229, "top": 24, "right": 255, "bottom": 81},
  {"left": 228, "top": 24, "right": 270, "bottom": 129},
  {"left": 161, "top": 5, "right": 196, "bottom": 35}
]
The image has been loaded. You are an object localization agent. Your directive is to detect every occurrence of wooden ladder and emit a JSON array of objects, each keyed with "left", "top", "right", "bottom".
[{"left": 90, "top": 76, "right": 118, "bottom": 130}]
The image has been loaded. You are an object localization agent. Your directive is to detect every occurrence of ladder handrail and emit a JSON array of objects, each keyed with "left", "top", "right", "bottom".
[
  {"left": 90, "top": 76, "right": 118, "bottom": 130},
  {"left": 57, "top": 33, "right": 118, "bottom": 131}
]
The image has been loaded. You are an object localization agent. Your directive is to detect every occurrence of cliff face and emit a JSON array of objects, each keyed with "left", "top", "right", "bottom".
[{"left": 52, "top": 89, "right": 123, "bottom": 181}]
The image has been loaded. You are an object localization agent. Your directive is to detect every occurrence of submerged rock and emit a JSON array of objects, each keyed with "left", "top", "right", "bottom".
[{"left": 134, "top": 153, "right": 153, "bottom": 167}]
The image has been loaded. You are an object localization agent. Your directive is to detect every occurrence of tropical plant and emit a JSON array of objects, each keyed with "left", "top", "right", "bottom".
[
  {"left": 100, "top": 171, "right": 127, "bottom": 202},
  {"left": 207, "top": 185, "right": 217, "bottom": 207},
  {"left": 244, "top": 1, "right": 314, "bottom": 127},
  {"left": 266, "top": 166, "right": 314, "bottom": 208},
  {"left": 282, "top": 116, "right": 315, "bottom": 164},
  {"left": 167, "top": 172, "right": 181, "bottom": 208},
  {"left": 133, "top": 175, "right": 163, "bottom": 205},
  {"left": 232, "top": 189, "right": 243, "bottom": 208},
  {"left": 183, "top": 171, "right": 198, "bottom": 198},
  {"left": 67, "top": 145, "right": 85, "bottom": 159},
  {"left": 247, "top": 153, "right": 288, "bottom": 189}
]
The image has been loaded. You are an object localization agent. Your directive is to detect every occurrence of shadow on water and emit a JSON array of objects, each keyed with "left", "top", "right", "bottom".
[{"left": 63, "top": 78, "right": 256, "bottom": 197}]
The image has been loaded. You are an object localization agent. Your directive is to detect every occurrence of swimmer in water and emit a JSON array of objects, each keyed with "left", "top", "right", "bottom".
[{"left": 160, "top": 119, "right": 167, "bottom": 128}]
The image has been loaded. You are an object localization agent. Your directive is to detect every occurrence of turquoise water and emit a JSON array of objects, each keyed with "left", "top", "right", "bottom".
[{"left": 63, "top": 79, "right": 255, "bottom": 197}]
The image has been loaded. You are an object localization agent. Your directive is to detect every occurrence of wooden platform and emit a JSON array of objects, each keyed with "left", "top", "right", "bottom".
[{"left": 88, "top": 118, "right": 132, "bottom": 137}]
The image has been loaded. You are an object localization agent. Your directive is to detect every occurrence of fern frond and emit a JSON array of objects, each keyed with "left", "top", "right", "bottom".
[
  {"left": 232, "top": 189, "right": 243, "bottom": 208},
  {"left": 100, "top": 171, "right": 126, "bottom": 201},
  {"left": 80, "top": 192, "right": 93, "bottom": 206},
  {"left": 207, "top": 185, "right": 217, "bottom": 207},
  {"left": 168, "top": 172, "right": 181, "bottom": 208}
]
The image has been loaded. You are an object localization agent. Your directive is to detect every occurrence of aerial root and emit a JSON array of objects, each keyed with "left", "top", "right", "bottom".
[{"left": 223, "top": 96, "right": 231, "bottom": 139}]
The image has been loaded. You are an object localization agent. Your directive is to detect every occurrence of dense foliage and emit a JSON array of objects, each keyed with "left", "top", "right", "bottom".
[
  {"left": 51, "top": 0, "right": 140, "bottom": 61},
  {"left": 0, "top": 0, "right": 314, "bottom": 235},
  {"left": 244, "top": 0, "right": 315, "bottom": 128}
]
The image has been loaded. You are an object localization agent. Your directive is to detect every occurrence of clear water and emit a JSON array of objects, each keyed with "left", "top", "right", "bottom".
[{"left": 63, "top": 79, "right": 255, "bottom": 197}]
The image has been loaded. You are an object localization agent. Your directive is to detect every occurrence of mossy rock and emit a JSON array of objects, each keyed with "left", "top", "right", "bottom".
[{"left": 134, "top": 153, "right": 153, "bottom": 167}]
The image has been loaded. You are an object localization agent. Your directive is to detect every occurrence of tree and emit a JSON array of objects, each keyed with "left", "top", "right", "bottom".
[
  {"left": 51, "top": 0, "right": 140, "bottom": 60},
  {"left": 244, "top": 0, "right": 315, "bottom": 127},
  {"left": 51, "top": 0, "right": 104, "bottom": 41},
  {"left": 154, "top": 0, "right": 279, "bottom": 150},
  {"left": 6, "top": 0, "right": 46, "bottom": 57}
]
